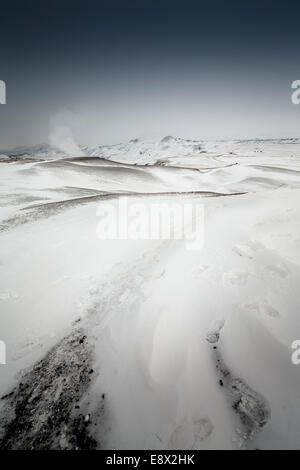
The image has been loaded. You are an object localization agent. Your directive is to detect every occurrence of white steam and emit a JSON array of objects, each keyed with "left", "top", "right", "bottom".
[{"left": 49, "top": 125, "right": 83, "bottom": 157}]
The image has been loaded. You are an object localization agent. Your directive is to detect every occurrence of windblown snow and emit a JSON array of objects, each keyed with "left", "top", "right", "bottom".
[{"left": 0, "top": 137, "right": 300, "bottom": 449}]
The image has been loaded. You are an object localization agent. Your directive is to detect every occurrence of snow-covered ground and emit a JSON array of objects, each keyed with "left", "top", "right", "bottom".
[{"left": 0, "top": 137, "right": 300, "bottom": 449}]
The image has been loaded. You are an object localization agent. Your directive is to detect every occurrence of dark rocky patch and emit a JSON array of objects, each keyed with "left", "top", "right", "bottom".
[
  {"left": 207, "top": 322, "right": 270, "bottom": 446},
  {"left": 0, "top": 328, "right": 101, "bottom": 450}
]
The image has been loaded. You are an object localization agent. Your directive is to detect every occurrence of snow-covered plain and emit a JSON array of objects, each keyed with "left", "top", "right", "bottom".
[{"left": 0, "top": 137, "right": 300, "bottom": 449}]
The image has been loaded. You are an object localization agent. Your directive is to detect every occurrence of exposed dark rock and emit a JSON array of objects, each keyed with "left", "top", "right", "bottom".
[{"left": 0, "top": 328, "right": 101, "bottom": 450}]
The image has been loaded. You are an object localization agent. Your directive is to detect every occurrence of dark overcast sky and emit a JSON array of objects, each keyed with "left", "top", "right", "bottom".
[{"left": 1, "top": 0, "right": 300, "bottom": 147}]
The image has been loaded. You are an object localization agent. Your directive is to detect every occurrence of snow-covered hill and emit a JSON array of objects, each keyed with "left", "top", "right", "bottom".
[
  {"left": 3, "top": 136, "right": 300, "bottom": 165},
  {"left": 0, "top": 138, "right": 300, "bottom": 449}
]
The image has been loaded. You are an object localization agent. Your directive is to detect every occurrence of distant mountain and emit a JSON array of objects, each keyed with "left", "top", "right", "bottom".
[
  {"left": 0, "top": 137, "right": 204, "bottom": 165},
  {"left": 1, "top": 144, "right": 67, "bottom": 160},
  {"left": 1, "top": 137, "right": 300, "bottom": 165}
]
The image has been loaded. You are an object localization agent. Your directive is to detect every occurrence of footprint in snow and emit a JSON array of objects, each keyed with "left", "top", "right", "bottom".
[
  {"left": 233, "top": 244, "right": 254, "bottom": 259},
  {"left": 233, "top": 241, "right": 263, "bottom": 260},
  {"left": 264, "top": 264, "right": 289, "bottom": 279},
  {"left": 167, "top": 418, "right": 213, "bottom": 450},
  {"left": 242, "top": 301, "right": 280, "bottom": 319},
  {"left": 223, "top": 271, "right": 248, "bottom": 286},
  {"left": 206, "top": 318, "right": 225, "bottom": 344},
  {"left": 259, "top": 303, "right": 280, "bottom": 318}
]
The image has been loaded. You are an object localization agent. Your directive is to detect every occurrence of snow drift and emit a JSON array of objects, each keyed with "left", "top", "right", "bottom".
[{"left": 0, "top": 137, "right": 300, "bottom": 449}]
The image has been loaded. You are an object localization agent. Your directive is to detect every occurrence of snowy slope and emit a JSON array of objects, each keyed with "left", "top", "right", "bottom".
[{"left": 0, "top": 138, "right": 300, "bottom": 449}]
